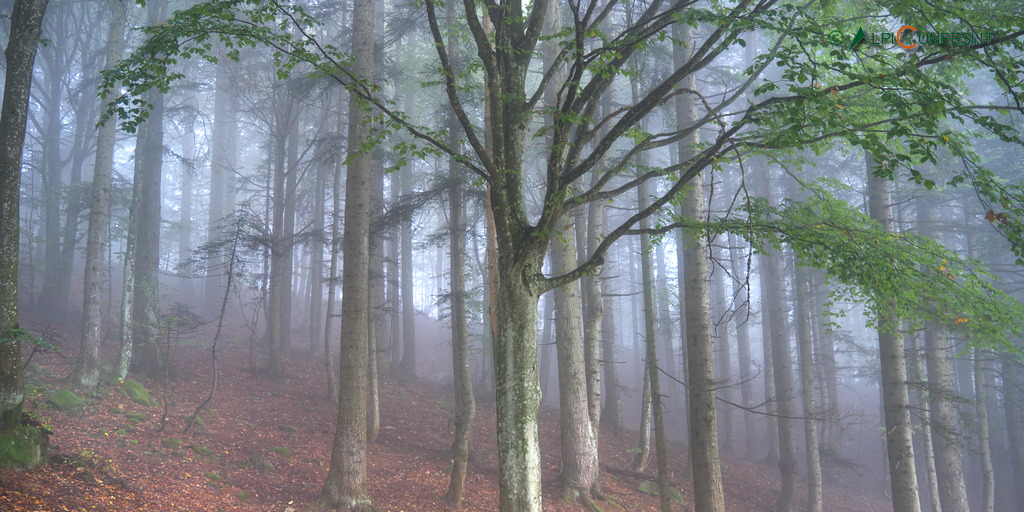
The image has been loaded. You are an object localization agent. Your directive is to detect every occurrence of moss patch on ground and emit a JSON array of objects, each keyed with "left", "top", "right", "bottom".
[
  {"left": 0, "top": 426, "right": 48, "bottom": 469},
  {"left": 119, "top": 380, "right": 157, "bottom": 406},
  {"left": 46, "top": 390, "right": 84, "bottom": 412}
]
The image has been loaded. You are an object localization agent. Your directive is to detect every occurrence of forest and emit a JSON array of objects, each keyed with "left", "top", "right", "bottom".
[{"left": 0, "top": 0, "right": 1023, "bottom": 511}]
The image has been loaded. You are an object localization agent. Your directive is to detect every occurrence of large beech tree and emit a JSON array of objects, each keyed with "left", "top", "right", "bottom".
[
  {"left": 101, "top": 0, "right": 1024, "bottom": 511},
  {"left": 0, "top": 0, "right": 50, "bottom": 433}
]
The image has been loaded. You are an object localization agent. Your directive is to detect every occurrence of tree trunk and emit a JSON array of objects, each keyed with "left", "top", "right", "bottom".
[
  {"left": 758, "top": 167, "right": 797, "bottom": 512},
  {"left": 177, "top": 127, "right": 196, "bottom": 301},
  {"left": 795, "top": 266, "right": 822, "bottom": 512},
  {"left": 583, "top": 175, "right": 604, "bottom": 429},
  {"left": 539, "top": 290, "right": 554, "bottom": 401},
  {"left": 0, "top": 0, "right": 49, "bottom": 431},
  {"left": 867, "top": 154, "right": 921, "bottom": 512},
  {"left": 1001, "top": 353, "right": 1024, "bottom": 510},
  {"left": 975, "top": 349, "right": 994, "bottom": 512},
  {"left": 444, "top": 105, "right": 475, "bottom": 505},
  {"left": 322, "top": 87, "right": 345, "bottom": 402},
  {"left": 36, "top": 49, "right": 67, "bottom": 318},
  {"left": 908, "top": 330, "right": 942, "bottom": 512},
  {"left": 675, "top": 20, "right": 725, "bottom": 512},
  {"left": 639, "top": 179, "right": 672, "bottom": 512},
  {"left": 397, "top": 158, "right": 416, "bottom": 379},
  {"left": 128, "top": 1, "right": 167, "bottom": 380},
  {"left": 917, "top": 196, "right": 970, "bottom": 512},
  {"left": 313, "top": 0, "right": 376, "bottom": 506},
  {"left": 206, "top": 43, "right": 238, "bottom": 310},
  {"left": 74, "top": 0, "right": 126, "bottom": 391},
  {"left": 728, "top": 232, "right": 757, "bottom": 460},
  {"left": 600, "top": 272, "right": 621, "bottom": 433},
  {"left": 711, "top": 247, "right": 734, "bottom": 454},
  {"left": 551, "top": 214, "right": 600, "bottom": 504}
]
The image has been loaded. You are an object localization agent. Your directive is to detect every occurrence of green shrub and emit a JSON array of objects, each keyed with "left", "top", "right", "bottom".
[{"left": 160, "top": 438, "right": 181, "bottom": 450}]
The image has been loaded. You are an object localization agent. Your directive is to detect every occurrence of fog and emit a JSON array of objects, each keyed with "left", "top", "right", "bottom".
[{"left": 1, "top": 1, "right": 1022, "bottom": 511}]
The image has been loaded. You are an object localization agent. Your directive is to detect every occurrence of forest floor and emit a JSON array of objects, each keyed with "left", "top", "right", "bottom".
[{"left": 1, "top": 337, "right": 893, "bottom": 512}]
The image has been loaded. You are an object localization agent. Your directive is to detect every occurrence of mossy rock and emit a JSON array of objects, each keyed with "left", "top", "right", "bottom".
[
  {"left": 120, "top": 380, "right": 156, "bottom": 406},
  {"left": 637, "top": 481, "right": 684, "bottom": 504},
  {"left": 46, "top": 390, "right": 84, "bottom": 412},
  {"left": 0, "top": 426, "right": 49, "bottom": 469},
  {"left": 270, "top": 446, "right": 293, "bottom": 457},
  {"left": 125, "top": 412, "right": 147, "bottom": 424},
  {"left": 192, "top": 445, "right": 214, "bottom": 457}
]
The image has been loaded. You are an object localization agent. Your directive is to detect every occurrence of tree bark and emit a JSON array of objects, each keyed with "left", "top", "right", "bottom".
[
  {"left": 74, "top": 0, "right": 126, "bottom": 391},
  {"left": 125, "top": 1, "right": 167, "bottom": 380},
  {"left": 551, "top": 214, "right": 600, "bottom": 504},
  {"left": 795, "top": 266, "right": 822, "bottom": 512},
  {"left": 1001, "top": 353, "right": 1024, "bottom": 510},
  {"left": 758, "top": 167, "right": 797, "bottom": 512},
  {"left": 314, "top": 0, "right": 377, "bottom": 506},
  {"left": 0, "top": 0, "right": 49, "bottom": 430},
  {"left": 916, "top": 196, "right": 970, "bottom": 512},
  {"left": 205, "top": 43, "right": 238, "bottom": 310},
  {"left": 867, "top": 153, "right": 921, "bottom": 512},
  {"left": 728, "top": 232, "right": 757, "bottom": 460},
  {"left": 444, "top": 110, "right": 475, "bottom": 507},
  {"left": 975, "top": 349, "right": 994, "bottom": 512},
  {"left": 711, "top": 247, "right": 734, "bottom": 454},
  {"left": 908, "top": 330, "right": 942, "bottom": 512},
  {"left": 397, "top": 158, "right": 416, "bottom": 379},
  {"left": 674, "top": 20, "right": 725, "bottom": 512},
  {"left": 639, "top": 178, "right": 672, "bottom": 512}
]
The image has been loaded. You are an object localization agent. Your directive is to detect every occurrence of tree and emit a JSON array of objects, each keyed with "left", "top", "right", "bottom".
[
  {"left": 74, "top": 0, "right": 127, "bottom": 391},
  {"left": 916, "top": 195, "right": 970, "bottom": 512},
  {"left": 313, "top": 0, "right": 377, "bottom": 505},
  {"left": 867, "top": 156, "right": 922, "bottom": 512},
  {"left": 0, "top": 0, "right": 50, "bottom": 432}
]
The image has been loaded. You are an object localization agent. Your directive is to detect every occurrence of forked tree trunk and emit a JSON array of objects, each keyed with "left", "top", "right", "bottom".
[{"left": 639, "top": 179, "right": 672, "bottom": 512}]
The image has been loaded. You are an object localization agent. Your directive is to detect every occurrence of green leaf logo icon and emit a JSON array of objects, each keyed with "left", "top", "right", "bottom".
[{"left": 850, "top": 27, "right": 866, "bottom": 50}]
